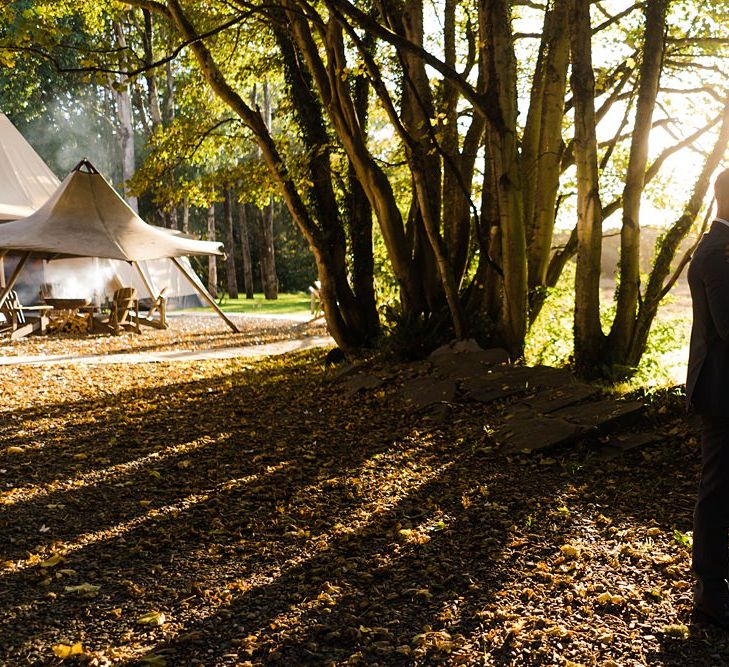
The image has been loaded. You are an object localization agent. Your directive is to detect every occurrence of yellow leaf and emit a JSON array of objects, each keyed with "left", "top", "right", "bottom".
[
  {"left": 52, "top": 642, "right": 84, "bottom": 658},
  {"left": 6, "top": 446, "right": 24, "bottom": 454},
  {"left": 64, "top": 583, "right": 101, "bottom": 596},
  {"left": 139, "top": 500, "right": 152, "bottom": 507},
  {"left": 40, "top": 554, "right": 64, "bottom": 568},
  {"left": 137, "top": 611, "right": 166, "bottom": 626},
  {"left": 596, "top": 592, "right": 624, "bottom": 605},
  {"left": 662, "top": 623, "right": 689, "bottom": 639},
  {"left": 560, "top": 544, "right": 580, "bottom": 559}
]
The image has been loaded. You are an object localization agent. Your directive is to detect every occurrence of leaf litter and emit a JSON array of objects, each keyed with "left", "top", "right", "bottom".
[{"left": 0, "top": 327, "right": 721, "bottom": 665}]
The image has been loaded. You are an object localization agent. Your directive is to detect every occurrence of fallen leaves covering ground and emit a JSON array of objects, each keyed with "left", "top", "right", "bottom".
[{"left": 0, "top": 342, "right": 723, "bottom": 665}]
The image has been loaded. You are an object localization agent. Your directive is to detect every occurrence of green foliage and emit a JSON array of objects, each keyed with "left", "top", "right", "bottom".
[
  {"left": 527, "top": 260, "right": 690, "bottom": 388},
  {"left": 272, "top": 202, "right": 317, "bottom": 293},
  {"left": 673, "top": 528, "right": 692, "bottom": 550},
  {"left": 628, "top": 307, "right": 691, "bottom": 390},
  {"left": 525, "top": 263, "right": 576, "bottom": 368},
  {"left": 372, "top": 225, "right": 400, "bottom": 313}
]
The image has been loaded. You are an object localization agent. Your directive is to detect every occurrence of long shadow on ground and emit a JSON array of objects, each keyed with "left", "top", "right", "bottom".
[{"left": 0, "top": 354, "right": 718, "bottom": 665}]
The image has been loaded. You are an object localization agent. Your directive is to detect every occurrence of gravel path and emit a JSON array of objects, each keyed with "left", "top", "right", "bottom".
[{"left": 0, "top": 312, "right": 332, "bottom": 365}]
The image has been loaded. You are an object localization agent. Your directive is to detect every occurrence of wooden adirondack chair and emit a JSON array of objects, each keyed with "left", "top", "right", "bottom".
[
  {"left": 139, "top": 287, "right": 168, "bottom": 330},
  {"left": 0, "top": 290, "right": 52, "bottom": 339},
  {"left": 93, "top": 286, "right": 140, "bottom": 334}
]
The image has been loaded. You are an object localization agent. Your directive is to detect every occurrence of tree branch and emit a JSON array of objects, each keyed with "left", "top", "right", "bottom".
[
  {"left": 593, "top": 2, "right": 643, "bottom": 34},
  {"left": 3, "top": 9, "right": 251, "bottom": 78}
]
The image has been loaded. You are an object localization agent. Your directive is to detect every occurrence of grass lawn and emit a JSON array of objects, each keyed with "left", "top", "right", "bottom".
[{"left": 194, "top": 292, "right": 312, "bottom": 315}]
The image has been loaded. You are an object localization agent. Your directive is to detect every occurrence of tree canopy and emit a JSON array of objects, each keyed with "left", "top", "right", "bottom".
[{"left": 3, "top": 0, "right": 728, "bottom": 376}]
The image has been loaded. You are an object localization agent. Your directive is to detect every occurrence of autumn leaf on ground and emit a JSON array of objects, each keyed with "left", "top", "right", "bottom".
[
  {"left": 64, "top": 583, "right": 101, "bottom": 597},
  {"left": 52, "top": 642, "right": 84, "bottom": 659},
  {"left": 137, "top": 611, "right": 166, "bottom": 626},
  {"left": 596, "top": 592, "right": 624, "bottom": 606},
  {"left": 39, "top": 554, "right": 64, "bottom": 568},
  {"left": 560, "top": 544, "right": 581, "bottom": 559}
]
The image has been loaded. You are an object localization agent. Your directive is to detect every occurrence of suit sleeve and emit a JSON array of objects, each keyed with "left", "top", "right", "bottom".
[{"left": 702, "top": 250, "right": 729, "bottom": 340}]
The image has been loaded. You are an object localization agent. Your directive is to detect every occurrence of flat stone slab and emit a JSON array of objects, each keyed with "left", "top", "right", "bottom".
[
  {"left": 594, "top": 431, "right": 661, "bottom": 460},
  {"left": 461, "top": 377, "right": 529, "bottom": 405},
  {"left": 611, "top": 431, "right": 660, "bottom": 451},
  {"left": 401, "top": 377, "right": 457, "bottom": 410},
  {"left": 430, "top": 339, "right": 488, "bottom": 356},
  {"left": 430, "top": 349, "right": 511, "bottom": 379},
  {"left": 516, "top": 384, "right": 600, "bottom": 415},
  {"left": 550, "top": 399, "right": 644, "bottom": 428},
  {"left": 495, "top": 415, "right": 589, "bottom": 453},
  {"left": 462, "top": 365, "right": 576, "bottom": 404}
]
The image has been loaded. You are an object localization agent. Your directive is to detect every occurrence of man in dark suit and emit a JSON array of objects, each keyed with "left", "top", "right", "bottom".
[{"left": 687, "top": 168, "right": 729, "bottom": 628}]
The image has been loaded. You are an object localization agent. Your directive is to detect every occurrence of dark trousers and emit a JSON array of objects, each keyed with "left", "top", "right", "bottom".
[{"left": 694, "top": 415, "right": 729, "bottom": 604}]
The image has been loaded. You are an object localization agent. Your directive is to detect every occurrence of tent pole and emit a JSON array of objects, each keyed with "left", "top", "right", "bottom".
[
  {"left": 0, "top": 250, "right": 7, "bottom": 288},
  {"left": 170, "top": 256, "right": 239, "bottom": 333},
  {"left": 0, "top": 251, "right": 31, "bottom": 309},
  {"left": 132, "top": 261, "right": 158, "bottom": 300}
]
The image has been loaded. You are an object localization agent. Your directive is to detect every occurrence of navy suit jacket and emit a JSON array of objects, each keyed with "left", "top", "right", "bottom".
[{"left": 687, "top": 220, "right": 729, "bottom": 415}]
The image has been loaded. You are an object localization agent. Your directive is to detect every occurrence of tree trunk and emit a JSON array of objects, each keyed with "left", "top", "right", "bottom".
[
  {"left": 468, "top": 144, "right": 503, "bottom": 328},
  {"left": 141, "top": 9, "right": 163, "bottom": 130},
  {"left": 163, "top": 61, "right": 175, "bottom": 124},
  {"left": 207, "top": 203, "right": 218, "bottom": 298},
  {"left": 479, "top": 0, "right": 528, "bottom": 355},
  {"left": 167, "top": 204, "right": 179, "bottom": 230},
  {"left": 182, "top": 194, "right": 189, "bottom": 234},
  {"left": 151, "top": 0, "right": 379, "bottom": 351},
  {"left": 609, "top": 0, "right": 669, "bottom": 362},
  {"left": 283, "top": 2, "right": 425, "bottom": 315},
  {"left": 396, "top": 0, "right": 467, "bottom": 338},
  {"left": 257, "top": 200, "right": 278, "bottom": 299},
  {"left": 113, "top": 21, "right": 138, "bottom": 213},
  {"left": 441, "top": 0, "right": 468, "bottom": 281},
  {"left": 273, "top": 13, "right": 378, "bottom": 340},
  {"left": 524, "top": 0, "right": 570, "bottom": 308},
  {"left": 238, "top": 201, "right": 254, "bottom": 299},
  {"left": 223, "top": 188, "right": 239, "bottom": 299},
  {"left": 347, "top": 32, "right": 379, "bottom": 338},
  {"left": 570, "top": 0, "right": 605, "bottom": 373}
]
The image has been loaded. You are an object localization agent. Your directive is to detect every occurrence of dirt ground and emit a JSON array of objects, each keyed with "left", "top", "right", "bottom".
[{"left": 0, "top": 323, "right": 724, "bottom": 666}]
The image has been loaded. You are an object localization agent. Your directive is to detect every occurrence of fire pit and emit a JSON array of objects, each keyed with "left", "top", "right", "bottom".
[{"left": 42, "top": 298, "right": 91, "bottom": 309}]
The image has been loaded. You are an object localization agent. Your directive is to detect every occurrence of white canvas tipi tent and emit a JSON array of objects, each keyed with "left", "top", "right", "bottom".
[
  {"left": 0, "top": 113, "right": 60, "bottom": 220},
  {"left": 0, "top": 115, "right": 225, "bottom": 324},
  {"left": 0, "top": 160, "right": 239, "bottom": 332}
]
